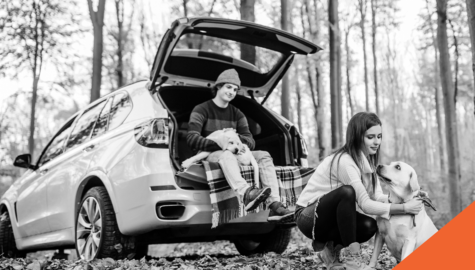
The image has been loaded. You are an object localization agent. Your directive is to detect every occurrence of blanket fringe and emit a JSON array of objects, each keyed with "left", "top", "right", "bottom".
[
  {"left": 211, "top": 209, "right": 241, "bottom": 229},
  {"left": 211, "top": 212, "right": 220, "bottom": 229}
]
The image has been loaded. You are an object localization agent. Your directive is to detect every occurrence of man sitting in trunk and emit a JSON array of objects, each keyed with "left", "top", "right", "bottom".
[{"left": 186, "top": 69, "right": 294, "bottom": 223}]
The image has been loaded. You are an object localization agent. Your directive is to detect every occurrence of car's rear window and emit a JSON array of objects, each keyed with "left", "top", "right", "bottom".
[{"left": 173, "top": 33, "right": 283, "bottom": 74}]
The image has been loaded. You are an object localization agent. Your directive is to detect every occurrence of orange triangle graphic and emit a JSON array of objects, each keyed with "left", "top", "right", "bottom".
[{"left": 394, "top": 202, "right": 475, "bottom": 269}]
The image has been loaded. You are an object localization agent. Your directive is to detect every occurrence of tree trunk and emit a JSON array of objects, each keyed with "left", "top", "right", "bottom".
[
  {"left": 425, "top": 0, "right": 446, "bottom": 172},
  {"left": 448, "top": 20, "right": 459, "bottom": 104},
  {"left": 436, "top": 0, "right": 461, "bottom": 217},
  {"left": 295, "top": 69, "right": 303, "bottom": 133},
  {"left": 371, "top": 0, "right": 379, "bottom": 115},
  {"left": 280, "top": 0, "right": 290, "bottom": 119},
  {"left": 466, "top": 0, "right": 475, "bottom": 114},
  {"left": 336, "top": 13, "right": 343, "bottom": 145},
  {"left": 115, "top": 0, "right": 124, "bottom": 88},
  {"left": 240, "top": 0, "right": 256, "bottom": 65},
  {"left": 29, "top": 76, "right": 39, "bottom": 156},
  {"left": 329, "top": 0, "right": 341, "bottom": 149},
  {"left": 88, "top": 0, "right": 106, "bottom": 102},
  {"left": 28, "top": 1, "right": 45, "bottom": 158},
  {"left": 359, "top": 0, "right": 370, "bottom": 111},
  {"left": 302, "top": 0, "right": 326, "bottom": 160},
  {"left": 345, "top": 28, "right": 354, "bottom": 116}
]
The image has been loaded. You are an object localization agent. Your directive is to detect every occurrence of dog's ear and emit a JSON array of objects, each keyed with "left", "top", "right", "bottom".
[{"left": 409, "top": 171, "right": 420, "bottom": 192}]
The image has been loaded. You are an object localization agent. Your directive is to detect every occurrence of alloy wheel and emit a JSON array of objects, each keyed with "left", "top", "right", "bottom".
[{"left": 76, "top": 197, "right": 102, "bottom": 260}]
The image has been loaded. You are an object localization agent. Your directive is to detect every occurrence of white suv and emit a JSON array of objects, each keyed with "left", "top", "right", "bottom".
[{"left": 1, "top": 17, "right": 320, "bottom": 260}]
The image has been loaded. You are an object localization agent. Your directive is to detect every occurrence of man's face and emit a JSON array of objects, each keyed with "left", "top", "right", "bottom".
[{"left": 216, "top": 83, "right": 239, "bottom": 103}]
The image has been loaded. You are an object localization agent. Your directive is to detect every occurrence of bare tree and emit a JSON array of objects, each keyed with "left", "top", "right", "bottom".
[
  {"left": 302, "top": 0, "right": 327, "bottom": 160},
  {"left": 424, "top": 0, "right": 447, "bottom": 173},
  {"left": 0, "top": 0, "right": 74, "bottom": 157},
  {"left": 371, "top": 0, "right": 379, "bottom": 115},
  {"left": 329, "top": 0, "right": 342, "bottom": 148},
  {"left": 280, "top": 0, "right": 291, "bottom": 119},
  {"left": 111, "top": 0, "right": 134, "bottom": 88},
  {"left": 343, "top": 22, "right": 355, "bottom": 116},
  {"left": 240, "top": 0, "right": 256, "bottom": 65},
  {"left": 436, "top": 0, "right": 461, "bottom": 217},
  {"left": 295, "top": 68, "right": 303, "bottom": 133},
  {"left": 358, "top": 0, "right": 370, "bottom": 111},
  {"left": 467, "top": 0, "right": 475, "bottom": 113},
  {"left": 87, "top": 0, "right": 106, "bottom": 102}
]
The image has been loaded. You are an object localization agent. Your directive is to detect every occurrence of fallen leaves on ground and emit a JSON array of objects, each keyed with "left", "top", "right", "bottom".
[{"left": 0, "top": 228, "right": 397, "bottom": 270}]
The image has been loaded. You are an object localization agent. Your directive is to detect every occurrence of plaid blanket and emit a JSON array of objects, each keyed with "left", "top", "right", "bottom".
[{"left": 202, "top": 161, "right": 315, "bottom": 228}]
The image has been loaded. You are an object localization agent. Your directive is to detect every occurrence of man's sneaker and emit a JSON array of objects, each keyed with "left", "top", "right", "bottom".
[
  {"left": 243, "top": 186, "right": 271, "bottom": 211},
  {"left": 267, "top": 201, "right": 294, "bottom": 223}
]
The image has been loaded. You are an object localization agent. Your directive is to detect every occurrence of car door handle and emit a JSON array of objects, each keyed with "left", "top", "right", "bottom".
[
  {"left": 39, "top": 169, "right": 48, "bottom": 175},
  {"left": 83, "top": 145, "right": 95, "bottom": 152}
]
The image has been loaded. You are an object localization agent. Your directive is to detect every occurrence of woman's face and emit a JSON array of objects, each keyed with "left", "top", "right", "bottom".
[
  {"left": 364, "top": 125, "right": 382, "bottom": 155},
  {"left": 216, "top": 83, "right": 239, "bottom": 103}
]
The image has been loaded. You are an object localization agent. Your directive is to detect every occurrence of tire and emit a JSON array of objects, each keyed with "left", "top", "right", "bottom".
[
  {"left": 233, "top": 226, "right": 291, "bottom": 256},
  {"left": 0, "top": 212, "right": 26, "bottom": 258},
  {"left": 75, "top": 187, "right": 137, "bottom": 260}
]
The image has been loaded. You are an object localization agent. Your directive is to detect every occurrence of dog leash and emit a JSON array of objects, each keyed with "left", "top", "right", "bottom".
[
  {"left": 412, "top": 193, "right": 437, "bottom": 227},
  {"left": 389, "top": 192, "right": 437, "bottom": 227}
]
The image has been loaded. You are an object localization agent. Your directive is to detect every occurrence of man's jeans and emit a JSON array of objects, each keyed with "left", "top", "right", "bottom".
[{"left": 206, "top": 150, "right": 280, "bottom": 206}]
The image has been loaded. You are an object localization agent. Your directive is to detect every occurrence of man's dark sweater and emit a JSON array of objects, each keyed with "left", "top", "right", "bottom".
[{"left": 186, "top": 100, "right": 255, "bottom": 154}]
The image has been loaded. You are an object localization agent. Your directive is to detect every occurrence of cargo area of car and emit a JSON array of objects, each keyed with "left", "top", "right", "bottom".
[{"left": 157, "top": 85, "right": 296, "bottom": 189}]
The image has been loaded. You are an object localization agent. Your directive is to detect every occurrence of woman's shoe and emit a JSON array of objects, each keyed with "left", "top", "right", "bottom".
[
  {"left": 317, "top": 241, "right": 345, "bottom": 270},
  {"left": 343, "top": 243, "right": 376, "bottom": 270}
]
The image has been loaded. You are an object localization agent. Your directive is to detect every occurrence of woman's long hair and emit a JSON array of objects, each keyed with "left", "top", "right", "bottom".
[{"left": 329, "top": 112, "right": 382, "bottom": 194}]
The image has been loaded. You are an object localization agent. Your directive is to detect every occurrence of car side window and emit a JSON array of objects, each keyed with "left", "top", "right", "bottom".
[
  {"left": 37, "top": 117, "right": 76, "bottom": 167},
  {"left": 108, "top": 92, "right": 132, "bottom": 131},
  {"left": 65, "top": 100, "right": 106, "bottom": 151},
  {"left": 91, "top": 97, "right": 113, "bottom": 139}
]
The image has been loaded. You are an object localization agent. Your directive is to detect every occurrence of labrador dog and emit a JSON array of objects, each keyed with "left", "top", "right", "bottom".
[
  {"left": 369, "top": 162, "right": 437, "bottom": 267},
  {"left": 181, "top": 129, "right": 259, "bottom": 184}
]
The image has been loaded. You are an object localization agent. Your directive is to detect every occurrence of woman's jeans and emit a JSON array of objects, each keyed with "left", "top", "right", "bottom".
[{"left": 295, "top": 185, "right": 378, "bottom": 247}]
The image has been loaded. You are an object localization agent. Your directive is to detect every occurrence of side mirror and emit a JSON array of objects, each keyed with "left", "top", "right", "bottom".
[{"left": 13, "top": 154, "right": 36, "bottom": 170}]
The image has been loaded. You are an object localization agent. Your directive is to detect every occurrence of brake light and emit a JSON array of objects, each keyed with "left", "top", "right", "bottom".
[{"left": 134, "top": 118, "right": 169, "bottom": 148}]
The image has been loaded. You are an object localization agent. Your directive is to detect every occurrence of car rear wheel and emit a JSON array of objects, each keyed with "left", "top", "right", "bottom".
[
  {"left": 0, "top": 212, "right": 26, "bottom": 258},
  {"left": 76, "top": 187, "right": 136, "bottom": 260},
  {"left": 233, "top": 227, "right": 291, "bottom": 255}
]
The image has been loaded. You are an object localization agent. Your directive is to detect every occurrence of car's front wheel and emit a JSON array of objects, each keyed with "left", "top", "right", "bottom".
[
  {"left": 76, "top": 187, "right": 136, "bottom": 260},
  {"left": 0, "top": 212, "right": 26, "bottom": 258},
  {"left": 233, "top": 226, "right": 291, "bottom": 255}
]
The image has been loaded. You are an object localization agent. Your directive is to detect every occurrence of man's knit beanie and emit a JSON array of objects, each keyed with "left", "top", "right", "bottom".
[{"left": 215, "top": 69, "right": 241, "bottom": 87}]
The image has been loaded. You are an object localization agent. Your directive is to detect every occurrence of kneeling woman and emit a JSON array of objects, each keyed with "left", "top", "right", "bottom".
[{"left": 295, "top": 112, "right": 423, "bottom": 270}]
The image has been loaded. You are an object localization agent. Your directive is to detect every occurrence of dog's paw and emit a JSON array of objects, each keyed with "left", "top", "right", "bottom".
[{"left": 181, "top": 159, "right": 193, "bottom": 169}]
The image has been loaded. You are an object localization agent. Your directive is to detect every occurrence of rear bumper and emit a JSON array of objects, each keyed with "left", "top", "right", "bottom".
[{"left": 116, "top": 187, "right": 273, "bottom": 236}]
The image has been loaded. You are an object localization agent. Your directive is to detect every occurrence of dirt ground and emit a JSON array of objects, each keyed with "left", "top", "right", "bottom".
[{"left": 3, "top": 228, "right": 397, "bottom": 270}]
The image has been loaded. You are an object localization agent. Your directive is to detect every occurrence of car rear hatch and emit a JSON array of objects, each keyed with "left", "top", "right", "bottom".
[{"left": 149, "top": 17, "right": 322, "bottom": 101}]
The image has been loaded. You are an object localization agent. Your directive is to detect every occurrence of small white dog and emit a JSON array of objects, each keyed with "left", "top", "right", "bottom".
[
  {"left": 369, "top": 161, "right": 437, "bottom": 267},
  {"left": 181, "top": 129, "right": 259, "bottom": 184}
]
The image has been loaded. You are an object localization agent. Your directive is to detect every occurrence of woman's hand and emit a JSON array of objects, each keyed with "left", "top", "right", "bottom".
[{"left": 403, "top": 198, "right": 423, "bottom": 215}]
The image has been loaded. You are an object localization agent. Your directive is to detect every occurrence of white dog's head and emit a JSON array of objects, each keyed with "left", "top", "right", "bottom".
[
  {"left": 207, "top": 129, "right": 243, "bottom": 154},
  {"left": 377, "top": 161, "right": 420, "bottom": 203}
]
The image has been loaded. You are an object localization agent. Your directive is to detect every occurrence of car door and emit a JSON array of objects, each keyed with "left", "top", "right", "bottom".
[
  {"left": 45, "top": 99, "right": 108, "bottom": 232},
  {"left": 15, "top": 117, "right": 76, "bottom": 238}
]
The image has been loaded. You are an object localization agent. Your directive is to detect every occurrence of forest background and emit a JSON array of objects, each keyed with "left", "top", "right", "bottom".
[{"left": 1, "top": 0, "right": 474, "bottom": 229}]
